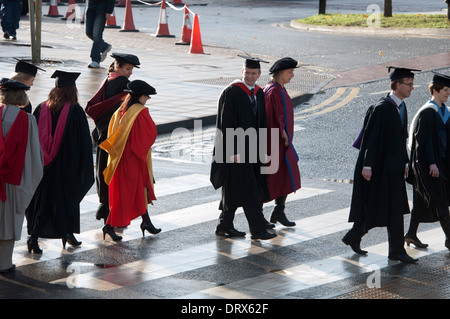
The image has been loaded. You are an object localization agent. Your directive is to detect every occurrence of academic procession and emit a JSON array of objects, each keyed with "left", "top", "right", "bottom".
[{"left": 1, "top": 0, "right": 450, "bottom": 300}]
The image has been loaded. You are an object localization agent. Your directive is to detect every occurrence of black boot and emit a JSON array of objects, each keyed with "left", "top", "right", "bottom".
[
  {"left": 141, "top": 212, "right": 161, "bottom": 236},
  {"left": 27, "top": 236, "right": 42, "bottom": 254},
  {"left": 270, "top": 196, "right": 296, "bottom": 227},
  {"left": 102, "top": 224, "right": 122, "bottom": 241},
  {"left": 342, "top": 231, "right": 368, "bottom": 255}
]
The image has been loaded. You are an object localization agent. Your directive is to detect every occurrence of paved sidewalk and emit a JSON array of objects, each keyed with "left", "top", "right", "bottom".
[{"left": 0, "top": 11, "right": 332, "bottom": 134}]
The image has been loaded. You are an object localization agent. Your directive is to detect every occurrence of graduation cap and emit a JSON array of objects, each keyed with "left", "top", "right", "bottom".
[
  {"left": 387, "top": 66, "right": 421, "bottom": 81},
  {"left": 111, "top": 53, "right": 140, "bottom": 68},
  {"left": 432, "top": 72, "right": 450, "bottom": 87},
  {"left": 237, "top": 54, "right": 269, "bottom": 69},
  {"left": 0, "top": 77, "right": 30, "bottom": 91},
  {"left": 14, "top": 58, "right": 45, "bottom": 77},
  {"left": 269, "top": 57, "right": 299, "bottom": 74},
  {"left": 124, "top": 80, "right": 156, "bottom": 96},
  {"left": 51, "top": 70, "right": 81, "bottom": 87}
]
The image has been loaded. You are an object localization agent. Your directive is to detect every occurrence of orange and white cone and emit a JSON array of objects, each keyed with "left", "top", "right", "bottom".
[
  {"left": 154, "top": 0, "right": 175, "bottom": 38},
  {"left": 175, "top": 4, "right": 191, "bottom": 45},
  {"left": 61, "top": 0, "right": 76, "bottom": 20},
  {"left": 189, "top": 14, "right": 204, "bottom": 54},
  {"left": 106, "top": 9, "right": 121, "bottom": 29},
  {"left": 172, "top": 0, "right": 184, "bottom": 6},
  {"left": 120, "top": 0, "right": 138, "bottom": 32},
  {"left": 45, "top": 0, "right": 62, "bottom": 17}
]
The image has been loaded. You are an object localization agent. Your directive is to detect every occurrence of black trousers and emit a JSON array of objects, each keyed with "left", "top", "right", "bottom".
[
  {"left": 345, "top": 210, "right": 406, "bottom": 257},
  {"left": 217, "top": 199, "right": 266, "bottom": 234}
]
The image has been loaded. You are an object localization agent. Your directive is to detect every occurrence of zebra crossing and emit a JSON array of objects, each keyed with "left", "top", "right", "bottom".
[{"left": 8, "top": 171, "right": 450, "bottom": 299}]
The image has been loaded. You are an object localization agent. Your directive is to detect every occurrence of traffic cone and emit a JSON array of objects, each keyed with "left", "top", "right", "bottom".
[
  {"left": 189, "top": 14, "right": 204, "bottom": 54},
  {"left": 120, "top": 0, "right": 138, "bottom": 32},
  {"left": 117, "top": 0, "right": 126, "bottom": 7},
  {"left": 172, "top": 0, "right": 183, "bottom": 6},
  {"left": 175, "top": 4, "right": 191, "bottom": 45},
  {"left": 106, "top": 9, "right": 121, "bottom": 29},
  {"left": 153, "top": 0, "right": 175, "bottom": 38},
  {"left": 61, "top": 0, "right": 76, "bottom": 21},
  {"left": 45, "top": 0, "right": 62, "bottom": 17}
]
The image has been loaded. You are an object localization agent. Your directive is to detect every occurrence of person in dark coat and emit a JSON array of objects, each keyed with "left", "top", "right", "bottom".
[
  {"left": 85, "top": 53, "right": 140, "bottom": 222},
  {"left": 405, "top": 72, "right": 450, "bottom": 251},
  {"left": 210, "top": 55, "right": 276, "bottom": 240},
  {"left": 25, "top": 71, "right": 94, "bottom": 253},
  {"left": 342, "top": 67, "right": 420, "bottom": 263}
]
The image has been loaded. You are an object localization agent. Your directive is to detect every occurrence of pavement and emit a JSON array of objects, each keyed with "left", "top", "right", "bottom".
[{"left": 1, "top": 3, "right": 450, "bottom": 301}]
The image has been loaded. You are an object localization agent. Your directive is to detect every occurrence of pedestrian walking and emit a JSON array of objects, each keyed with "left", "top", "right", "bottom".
[
  {"left": 25, "top": 71, "right": 94, "bottom": 253},
  {"left": 0, "top": 78, "right": 43, "bottom": 273},
  {"left": 342, "top": 66, "right": 419, "bottom": 263},
  {"left": 85, "top": 0, "right": 114, "bottom": 68},
  {"left": 406, "top": 72, "right": 450, "bottom": 251},
  {"left": 1, "top": 0, "right": 22, "bottom": 40},
  {"left": 99, "top": 80, "right": 161, "bottom": 242},
  {"left": 210, "top": 55, "right": 276, "bottom": 240},
  {"left": 85, "top": 53, "right": 140, "bottom": 223},
  {"left": 10, "top": 59, "right": 45, "bottom": 113},
  {"left": 263, "top": 57, "right": 301, "bottom": 227}
]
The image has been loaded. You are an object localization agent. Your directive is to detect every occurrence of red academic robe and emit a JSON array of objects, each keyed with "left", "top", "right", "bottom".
[
  {"left": 263, "top": 83, "right": 301, "bottom": 200},
  {"left": 106, "top": 108, "right": 157, "bottom": 227}
]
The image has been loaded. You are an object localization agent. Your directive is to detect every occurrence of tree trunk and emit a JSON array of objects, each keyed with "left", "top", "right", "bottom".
[
  {"left": 384, "top": 0, "right": 392, "bottom": 17},
  {"left": 319, "top": 0, "right": 326, "bottom": 15}
]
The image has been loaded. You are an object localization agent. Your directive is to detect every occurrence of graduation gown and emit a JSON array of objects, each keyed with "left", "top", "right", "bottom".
[
  {"left": 210, "top": 80, "right": 270, "bottom": 210},
  {"left": 26, "top": 102, "right": 94, "bottom": 239},
  {"left": 100, "top": 104, "right": 157, "bottom": 227},
  {"left": 85, "top": 74, "right": 128, "bottom": 219},
  {"left": 349, "top": 95, "right": 410, "bottom": 231},
  {"left": 408, "top": 101, "right": 450, "bottom": 222},
  {"left": 263, "top": 83, "right": 301, "bottom": 200},
  {"left": 0, "top": 105, "right": 43, "bottom": 241}
]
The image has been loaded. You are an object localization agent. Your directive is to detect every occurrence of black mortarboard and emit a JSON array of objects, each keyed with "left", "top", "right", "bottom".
[
  {"left": 269, "top": 57, "right": 299, "bottom": 74},
  {"left": 111, "top": 53, "right": 140, "bottom": 68},
  {"left": 0, "top": 77, "right": 30, "bottom": 91},
  {"left": 432, "top": 72, "right": 450, "bottom": 87},
  {"left": 238, "top": 54, "right": 269, "bottom": 69},
  {"left": 124, "top": 80, "right": 156, "bottom": 96},
  {"left": 51, "top": 70, "right": 81, "bottom": 87},
  {"left": 14, "top": 59, "right": 45, "bottom": 77},
  {"left": 387, "top": 66, "right": 421, "bottom": 81}
]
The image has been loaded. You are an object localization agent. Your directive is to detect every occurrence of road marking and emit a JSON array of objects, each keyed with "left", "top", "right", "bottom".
[{"left": 295, "top": 87, "right": 360, "bottom": 120}]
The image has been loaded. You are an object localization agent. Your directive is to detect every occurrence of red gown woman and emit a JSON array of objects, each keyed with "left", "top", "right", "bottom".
[{"left": 100, "top": 80, "right": 160, "bottom": 241}]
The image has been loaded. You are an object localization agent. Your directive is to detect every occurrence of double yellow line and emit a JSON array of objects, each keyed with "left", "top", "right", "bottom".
[{"left": 295, "top": 87, "right": 360, "bottom": 120}]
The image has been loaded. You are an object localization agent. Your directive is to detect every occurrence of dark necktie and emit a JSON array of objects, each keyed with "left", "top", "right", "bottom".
[
  {"left": 398, "top": 101, "right": 405, "bottom": 127},
  {"left": 250, "top": 88, "right": 257, "bottom": 116}
]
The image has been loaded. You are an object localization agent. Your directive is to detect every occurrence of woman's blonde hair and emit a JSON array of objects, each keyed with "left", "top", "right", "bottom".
[{"left": 0, "top": 89, "right": 29, "bottom": 107}]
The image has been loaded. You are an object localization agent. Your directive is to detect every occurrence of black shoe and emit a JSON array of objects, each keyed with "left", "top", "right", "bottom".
[
  {"left": 388, "top": 252, "right": 418, "bottom": 264},
  {"left": 251, "top": 230, "right": 277, "bottom": 240},
  {"left": 270, "top": 212, "right": 296, "bottom": 227},
  {"left": 63, "top": 233, "right": 82, "bottom": 249},
  {"left": 3, "top": 31, "right": 10, "bottom": 39},
  {"left": 102, "top": 224, "right": 122, "bottom": 241},
  {"left": 404, "top": 234, "right": 428, "bottom": 248},
  {"left": 27, "top": 237, "right": 43, "bottom": 254},
  {"left": 342, "top": 236, "right": 368, "bottom": 255},
  {"left": 215, "top": 227, "right": 246, "bottom": 238},
  {"left": 265, "top": 219, "right": 276, "bottom": 229},
  {"left": 140, "top": 221, "right": 161, "bottom": 236}
]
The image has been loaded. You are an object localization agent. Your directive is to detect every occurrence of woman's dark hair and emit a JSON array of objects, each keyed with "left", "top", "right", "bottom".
[
  {"left": 47, "top": 86, "right": 78, "bottom": 113},
  {"left": 119, "top": 93, "right": 141, "bottom": 112}
]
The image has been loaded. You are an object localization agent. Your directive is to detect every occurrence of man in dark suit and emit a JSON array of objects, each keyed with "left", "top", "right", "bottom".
[{"left": 342, "top": 67, "right": 420, "bottom": 263}]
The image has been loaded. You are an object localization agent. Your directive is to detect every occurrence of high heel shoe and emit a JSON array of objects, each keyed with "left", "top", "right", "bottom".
[
  {"left": 404, "top": 234, "right": 428, "bottom": 248},
  {"left": 62, "top": 233, "right": 82, "bottom": 249},
  {"left": 27, "top": 237, "right": 43, "bottom": 254},
  {"left": 102, "top": 224, "right": 122, "bottom": 241},
  {"left": 140, "top": 221, "right": 161, "bottom": 237}
]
